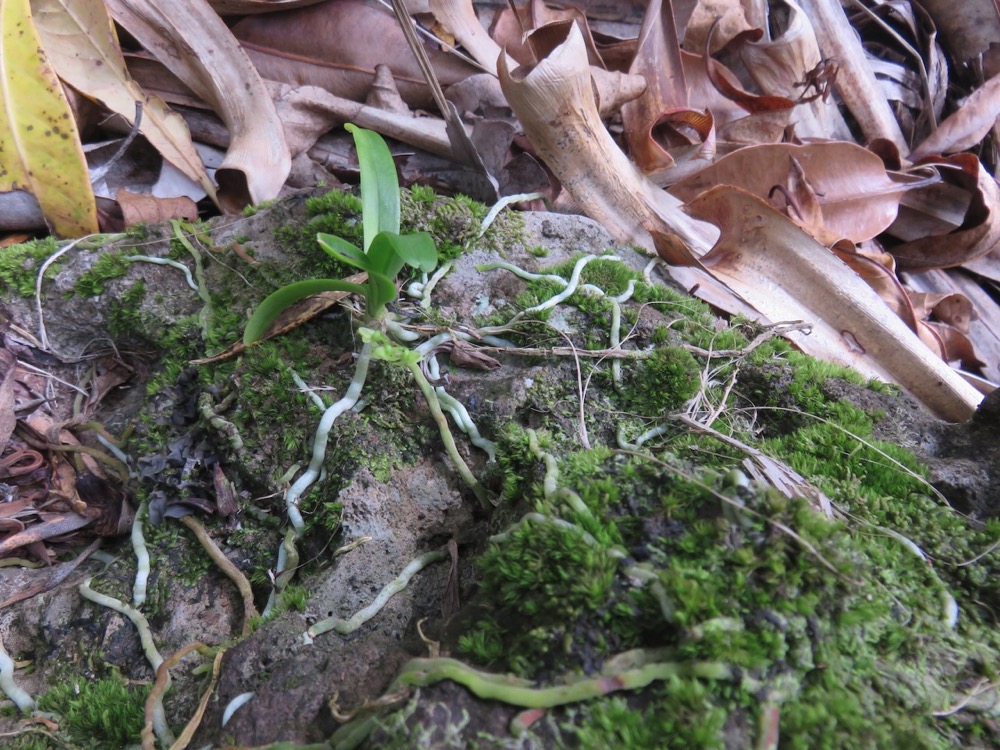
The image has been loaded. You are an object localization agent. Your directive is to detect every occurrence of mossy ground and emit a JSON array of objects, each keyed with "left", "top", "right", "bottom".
[
  {"left": 3, "top": 194, "right": 997, "bottom": 749},
  {"left": 359, "top": 255, "right": 1000, "bottom": 749}
]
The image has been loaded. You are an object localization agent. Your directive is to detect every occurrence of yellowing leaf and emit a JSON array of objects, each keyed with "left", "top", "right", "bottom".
[
  {"left": 0, "top": 0, "right": 96, "bottom": 236},
  {"left": 31, "top": 0, "right": 217, "bottom": 205}
]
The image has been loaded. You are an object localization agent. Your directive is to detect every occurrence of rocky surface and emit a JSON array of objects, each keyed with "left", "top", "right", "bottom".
[{"left": 1, "top": 193, "right": 998, "bottom": 749}]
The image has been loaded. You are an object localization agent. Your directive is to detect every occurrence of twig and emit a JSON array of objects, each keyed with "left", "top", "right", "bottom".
[{"left": 179, "top": 516, "right": 259, "bottom": 637}]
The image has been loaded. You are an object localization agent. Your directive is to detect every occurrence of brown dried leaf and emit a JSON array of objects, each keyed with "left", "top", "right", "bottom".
[
  {"left": 911, "top": 73, "right": 1000, "bottom": 160},
  {"left": 0, "top": 511, "right": 93, "bottom": 557},
  {"left": 621, "top": 0, "right": 688, "bottom": 174},
  {"left": 105, "top": 0, "right": 291, "bottom": 211},
  {"left": 681, "top": 186, "right": 983, "bottom": 421},
  {"left": 213, "top": 464, "right": 239, "bottom": 517},
  {"left": 796, "top": 0, "right": 907, "bottom": 150},
  {"left": 669, "top": 142, "right": 906, "bottom": 243},
  {"left": 889, "top": 156, "right": 1000, "bottom": 271},
  {"left": 117, "top": 190, "right": 199, "bottom": 227},
  {"left": 233, "top": 0, "right": 477, "bottom": 109},
  {"left": 499, "top": 22, "right": 716, "bottom": 264},
  {"left": 736, "top": 0, "right": 852, "bottom": 140}
]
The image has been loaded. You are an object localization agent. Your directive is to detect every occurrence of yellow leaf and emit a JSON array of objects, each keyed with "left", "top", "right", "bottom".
[
  {"left": 30, "top": 0, "right": 218, "bottom": 205},
  {"left": 0, "top": 0, "right": 97, "bottom": 236}
]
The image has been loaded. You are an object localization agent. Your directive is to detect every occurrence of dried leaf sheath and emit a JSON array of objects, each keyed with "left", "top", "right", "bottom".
[{"left": 498, "top": 22, "right": 718, "bottom": 263}]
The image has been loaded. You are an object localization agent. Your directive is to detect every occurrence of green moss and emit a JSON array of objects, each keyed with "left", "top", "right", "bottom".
[
  {"left": 621, "top": 346, "right": 700, "bottom": 416},
  {"left": 35, "top": 675, "right": 148, "bottom": 749},
  {"left": 71, "top": 252, "right": 131, "bottom": 297},
  {"left": 565, "top": 690, "right": 727, "bottom": 750},
  {"left": 106, "top": 280, "right": 146, "bottom": 338},
  {"left": 455, "top": 425, "right": 1000, "bottom": 748},
  {"left": 0, "top": 237, "right": 60, "bottom": 296}
]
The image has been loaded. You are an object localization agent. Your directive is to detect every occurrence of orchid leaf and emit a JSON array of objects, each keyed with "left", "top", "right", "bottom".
[
  {"left": 244, "top": 278, "right": 367, "bottom": 344},
  {"left": 367, "top": 231, "right": 439, "bottom": 279},
  {"left": 346, "top": 123, "right": 400, "bottom": 249},
  {"left": 317, "top": 232, "right": 369, "bottom": 271}
]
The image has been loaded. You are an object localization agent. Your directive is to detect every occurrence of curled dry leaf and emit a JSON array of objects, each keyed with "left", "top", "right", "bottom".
[
  {"left": 736, "top": 0, "right": 852, "bottom": 140},
  {"left": 889, "top": 155, "right": 1000, "bottom": 271},
  {"left": 430, "top": 0, "right": 513, "bottom": 73},
  {"left": 910, "top": 73, "right": 1000, "bottom": 160},
  {"left": 680, "top": 186, "right": 983, "bottom": 421},
  {"left": 499, "top": 21, "right": 717, "bottom": 261},
  {"left": 231, "top": 0, "right": 477, "bottom": 109},
  {"left": 669, "top": 142, "right": 908, "bottom": 243},
  {"left": 105, "top": 0, "right": 291, "bottom": 211},
  {"left": 796, "top": 0, "right": 908, "bottom": 151},
  {"left": 621, "top": 0, "right": 688, "bottom": 175}
]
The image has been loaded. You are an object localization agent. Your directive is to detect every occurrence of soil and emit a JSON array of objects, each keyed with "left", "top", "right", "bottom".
[{"left": 1, "top": 192, "right": 998, "bottom": 749}]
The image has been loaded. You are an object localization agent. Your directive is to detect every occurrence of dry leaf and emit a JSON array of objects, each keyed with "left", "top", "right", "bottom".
[
  {"left": 117, "top": 189, "right": 198, "bottom": 226},
  {"left": 499, "top": 21, "right": 716, "bottom": 262},
  {"left": 889, "top": 155, "right": 1000, "bottom": 271},
  {"left": 917, "top": 0, "right": 1000, "bottom": 63},
  {"left": 621, "top": 0, "right": 688, "bottom": 175},
  {"left": 105, "top": 0, "right": 291, "bottom": 211},
  {"left": 32, "top": 0, "right": 218, "bottom": 206},
  {"left": 231, "top": 0, "right": 477, "bottom": 109},
  {"left": 430, "top": 0, "right": 513, "bottom": 73},
  {"left": 737, "top": 0, "right": 852, "bottom": 140},
  {"left": 796, "top": 0, "right": 907, "bottom": 151},
  {"left": 669, "top": 142, "right": 907, "bottom": 243},
  {"left": 680, "top": 186, "right": 983, "bottom": 421},
  {"left": 911, "top": 73, "right": 1000, "bottom": 160}
]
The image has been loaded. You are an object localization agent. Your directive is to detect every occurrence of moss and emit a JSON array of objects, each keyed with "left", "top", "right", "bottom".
[
  {"left": 0, "top": 237, "right": 60, "bottom": 296},
  {"left": 565, "top": 690, "right": 727, "bottom": 750},
  {"left": 71, "top": 252, "right": 131, "bottom": 297},
  {"left": 620, "top": 346, "right": 700, "bottom": 416},
  {"left": 35, "top": 674, "right": 148, "bottom": 749},
  {"left": 452, "top": 422, "right": 1000, "bottom": 748},
  {"left": 106, "top": 280, "right": 146, "bottom": 338}
]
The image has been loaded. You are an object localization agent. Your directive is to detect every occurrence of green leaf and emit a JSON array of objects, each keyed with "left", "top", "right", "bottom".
[
  {"left": 365, "top": 271, "right": 399, "bottom": 315},
  {"left": 317, "top": 233, "right": 368, "bottom": 271},
  {"left": 346, "top": 124, "right": 400, "bottom": 249},
  {"left": 384, "top": 231, "right": 438, "bottom": 273},
  {"left": 243, "top": 279, "right": 367, "bottom": 344},
  {"left": 367, "top": 231, "right": 438, "bottom": 279}
]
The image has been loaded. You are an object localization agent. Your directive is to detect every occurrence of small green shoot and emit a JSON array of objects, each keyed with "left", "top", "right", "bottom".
[{"left": 244, "top": 126, "right": 437, "bottom": 344}]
